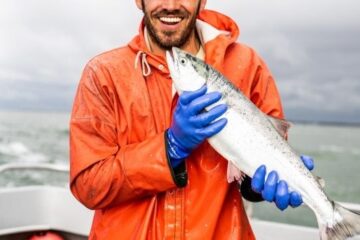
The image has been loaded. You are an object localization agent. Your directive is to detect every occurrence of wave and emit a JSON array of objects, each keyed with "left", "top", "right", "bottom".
[
  {"left": 319, "top": 145, "right": 344, "bottom": 153},
  {"left": 0, "top": 141, "right": 47, "bottom": 163},
  {"left": 318, "top": 144, "right": 360, "bottom": 156}
]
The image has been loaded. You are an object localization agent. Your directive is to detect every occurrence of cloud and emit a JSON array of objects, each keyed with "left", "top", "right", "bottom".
[
  {"left": 0, "top": 0, "right": 359, "bottom": 123},
  {"left": 260, "top": 28, "right": 360, "bottom": 122},
  {"left": 0, "top": 0, "right": 140, "bottom": 110},
  {"left": 211, "top": 0, "right": 360, "bottom": 123}
]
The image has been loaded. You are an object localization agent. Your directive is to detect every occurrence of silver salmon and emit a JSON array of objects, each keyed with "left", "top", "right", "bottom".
[{"left": 166, "top": 47, "right": 360, "bottom": 240}]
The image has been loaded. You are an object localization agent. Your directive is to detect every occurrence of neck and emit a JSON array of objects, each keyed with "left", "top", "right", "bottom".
[{"left": 147, "top": 30, "right": 201, "bottom": 57}]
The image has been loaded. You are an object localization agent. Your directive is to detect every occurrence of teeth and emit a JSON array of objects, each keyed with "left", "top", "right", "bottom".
[{"left": 160, "top": 17, "right": 182, "bottom": 23}]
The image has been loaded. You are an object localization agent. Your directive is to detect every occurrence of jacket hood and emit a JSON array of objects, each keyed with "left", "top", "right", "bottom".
[{"left": 128, "top": 9, "right": 240, "bottom": 74}]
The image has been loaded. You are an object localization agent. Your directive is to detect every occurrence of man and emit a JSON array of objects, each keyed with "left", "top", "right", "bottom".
[{"left": 70, "top": 0, "right": 313, "bottom": 239}]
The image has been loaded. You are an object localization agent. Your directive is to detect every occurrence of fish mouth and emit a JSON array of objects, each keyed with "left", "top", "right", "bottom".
[
  {"left": 166, "top": 47, "right": 178, "bottom": 65},
  {"left": 165, "top": 49, "right": 174, "bottom": 67},
  {"left": 166, "top": 47, "right": 183, "bottom": 93},
  {"left": 166, "top": 47, "right": 179, "bottom": 77}
]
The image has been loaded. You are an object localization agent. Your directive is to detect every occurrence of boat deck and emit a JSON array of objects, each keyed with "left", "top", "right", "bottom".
[
  {"left": 1, "top": 186, "right": 360, "bottom": 239},
  {"left": 1, "top": 163, "right": 360, "bottom": 239}
]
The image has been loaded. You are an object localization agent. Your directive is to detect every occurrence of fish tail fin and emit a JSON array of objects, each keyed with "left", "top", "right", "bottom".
[{"left": 318, "top": 201, "right": 360, "bottom": 240}]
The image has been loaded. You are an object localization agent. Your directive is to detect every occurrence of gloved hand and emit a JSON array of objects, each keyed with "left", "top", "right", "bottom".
[
  {"left": 251, "top": 155, "right": 314, "bottom": 210},
  {"left": 166, "top": 85, "right": 228, "bottom": 168}
]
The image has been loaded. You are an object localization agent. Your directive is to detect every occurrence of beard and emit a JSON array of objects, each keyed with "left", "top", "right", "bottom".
[{"left": 141, "top": 0, "right": 200, "bottom": 50}]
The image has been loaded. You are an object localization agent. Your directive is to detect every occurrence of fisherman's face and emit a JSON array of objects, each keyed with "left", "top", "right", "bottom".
[{"left": 136, "top": 0, "right": 206, "bottom": 50}]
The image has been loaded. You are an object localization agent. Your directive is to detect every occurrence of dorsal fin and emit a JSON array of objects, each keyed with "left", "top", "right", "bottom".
[{"left": 267, "top": 116, "right": 291, "bottom": 139}]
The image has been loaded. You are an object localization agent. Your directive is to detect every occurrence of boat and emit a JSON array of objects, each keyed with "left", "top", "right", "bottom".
[{"left": 1, "top": 163, "right": 360, "bottom": 240}]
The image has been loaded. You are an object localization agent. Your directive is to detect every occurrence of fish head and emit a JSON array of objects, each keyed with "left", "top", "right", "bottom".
[{"left": 166, "top": 47, "right": 208, "bottom": 94}]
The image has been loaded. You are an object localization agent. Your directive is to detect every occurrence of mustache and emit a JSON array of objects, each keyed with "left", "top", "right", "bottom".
[{"left": 154, "top": 9, "right": 189, "bottom": 18}]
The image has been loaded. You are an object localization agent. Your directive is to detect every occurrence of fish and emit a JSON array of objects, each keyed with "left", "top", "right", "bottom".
[{"left": 166, "top": 47, "right": 360, "bottom": 240}]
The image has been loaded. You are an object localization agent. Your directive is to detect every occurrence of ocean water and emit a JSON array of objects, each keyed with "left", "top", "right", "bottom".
[
  {"left": 0, "top": 111, "right": 69, "bottom": 188},
  {"left": 0, "top": 111, "right": 359, "bottom": 227}
]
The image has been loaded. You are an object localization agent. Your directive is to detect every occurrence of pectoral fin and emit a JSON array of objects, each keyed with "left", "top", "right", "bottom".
[{"left": 227, "top": 162, "right": 245, "bottom": 183}]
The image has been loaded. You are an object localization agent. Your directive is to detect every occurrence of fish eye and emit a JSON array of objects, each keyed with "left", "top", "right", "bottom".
[{"left": 180, "top": 58, "right": 187, "bottom": 66}]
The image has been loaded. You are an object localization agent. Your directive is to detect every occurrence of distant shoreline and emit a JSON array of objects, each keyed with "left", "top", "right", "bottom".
[
  {"left": 290, "top": 120, "right": 360, "bottom": 127},
  {"left": 1, "top": 110, "right": 359, "bottom": 127}
]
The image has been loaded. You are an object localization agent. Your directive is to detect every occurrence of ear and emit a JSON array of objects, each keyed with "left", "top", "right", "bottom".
[
  {"left": 199, "top": 0, "right": 207, "bottom": 11},
  {"left": 135, "top": 0, "right": 143, "bottom": 10}
]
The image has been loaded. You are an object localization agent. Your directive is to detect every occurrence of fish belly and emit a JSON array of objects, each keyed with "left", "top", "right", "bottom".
[{"left": 208, "top": 108, "right": 333, "bottom": 221}]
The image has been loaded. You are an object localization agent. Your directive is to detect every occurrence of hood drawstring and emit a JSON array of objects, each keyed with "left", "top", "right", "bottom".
[{"left": 135, "top": 51, "right": 151, "bottom": 77}]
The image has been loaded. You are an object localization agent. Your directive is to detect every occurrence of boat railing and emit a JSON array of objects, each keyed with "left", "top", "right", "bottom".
[
  {"left": 0, "top": 162, "right": 69, "bottom": 173},
  {"left": 1, "top": 162, "right": 360, "bottom": 239},
  {"left": 1, "top": 162, "right": 360, "bottom": 213}
]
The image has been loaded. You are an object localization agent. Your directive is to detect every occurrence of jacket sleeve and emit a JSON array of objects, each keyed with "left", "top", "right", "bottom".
[
  {"left": 249, "top": 53, "right": 285, "bottom": 119},
  {"left": 70, "top": 62, "right": 184, "bottom": 210}
]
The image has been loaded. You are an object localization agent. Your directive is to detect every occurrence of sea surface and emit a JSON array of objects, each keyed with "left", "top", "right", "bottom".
[{"left": 0, "top": 111, "right": 359, "bottom": 227}]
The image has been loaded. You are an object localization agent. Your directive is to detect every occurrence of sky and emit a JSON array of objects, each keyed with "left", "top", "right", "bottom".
[{"left": 0, "top": 0, "right": 359, "bottom": 123}]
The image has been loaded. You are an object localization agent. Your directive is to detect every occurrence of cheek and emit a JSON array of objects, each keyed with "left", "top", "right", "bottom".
[
  {"left": 142, "top": 0, "right": 161, "bottom": 13},
  {"left": 181, "top": 0, "right": 200, "bottom": 12}
]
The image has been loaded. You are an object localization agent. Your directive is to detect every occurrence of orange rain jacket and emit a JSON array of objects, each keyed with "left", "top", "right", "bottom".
[{"left": 70, "top": 10, "right": 284, "bottom": 240}]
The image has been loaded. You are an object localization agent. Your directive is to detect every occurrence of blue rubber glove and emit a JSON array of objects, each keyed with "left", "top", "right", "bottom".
[
  {"left": 251, "top": 155, "right": 314, "bottom": 210},
  {"left": 166, "top": 85, "right": 228, "bottom": 168}
]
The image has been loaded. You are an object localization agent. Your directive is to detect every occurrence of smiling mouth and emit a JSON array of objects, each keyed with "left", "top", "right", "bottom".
[{"left": 159, "top": 16, "right": 183, "bottom": 25}]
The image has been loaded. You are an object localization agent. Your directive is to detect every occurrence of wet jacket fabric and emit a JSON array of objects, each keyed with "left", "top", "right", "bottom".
[{"left": 70, "top": 9, "right": 284, "bottom": 240}]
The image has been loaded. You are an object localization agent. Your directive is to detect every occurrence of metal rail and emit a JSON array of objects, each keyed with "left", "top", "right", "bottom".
[
  {"left": 0, "top": 162, "right": 359, "bottom": 212},
  {"left": 0, "top": 162, "right": 69, "bottom": 173}
]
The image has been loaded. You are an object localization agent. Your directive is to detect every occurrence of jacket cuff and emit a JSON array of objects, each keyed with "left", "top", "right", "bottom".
[
  {"left": 164, "top": 131, "right": 188, "bottom": 188},
  {"left": 240, "top": 175, "right": 264, "bottom": 202}
]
